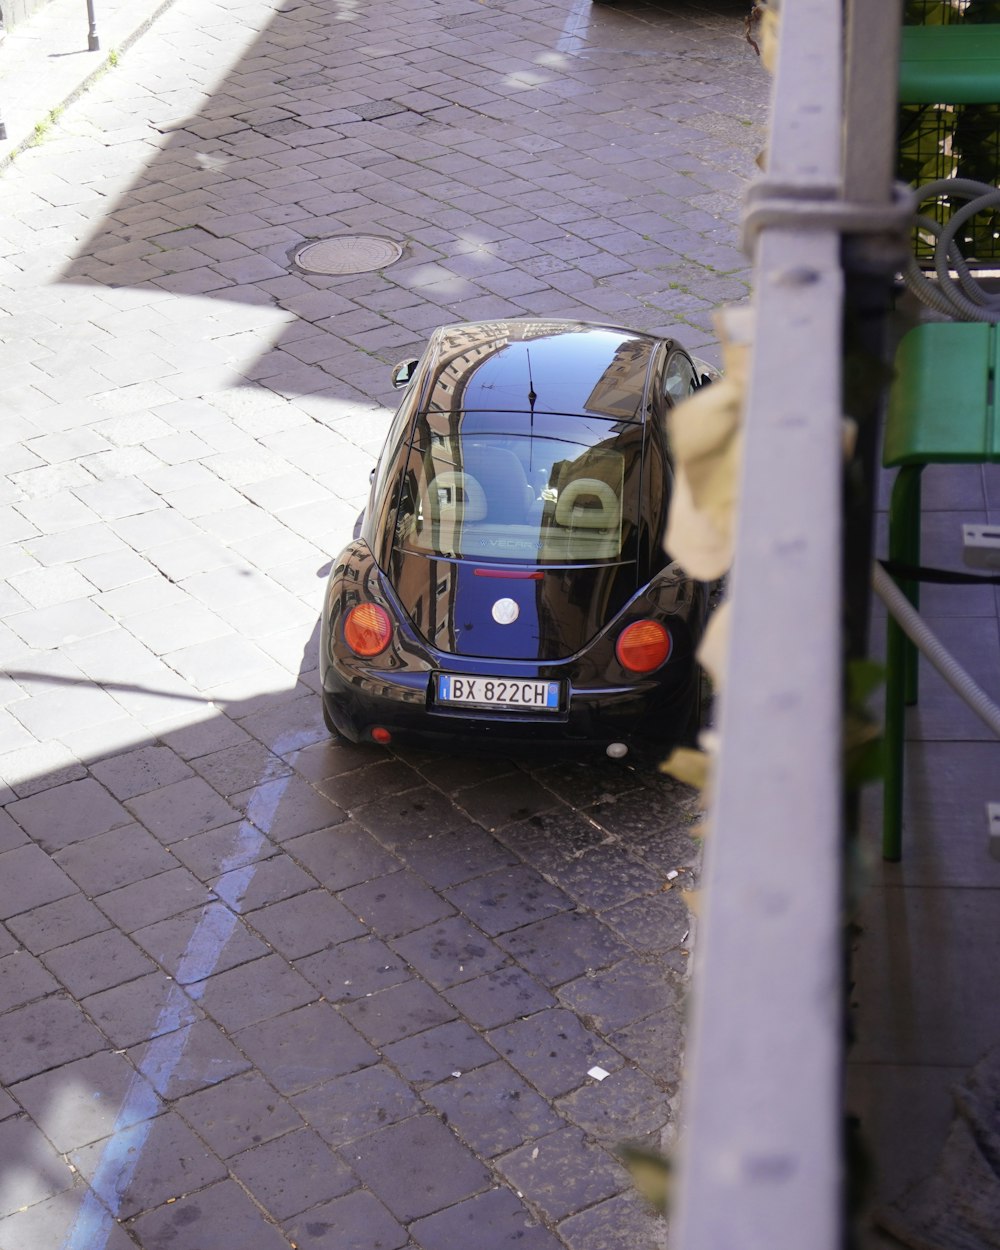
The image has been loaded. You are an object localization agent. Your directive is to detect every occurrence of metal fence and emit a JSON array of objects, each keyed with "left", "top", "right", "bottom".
[
  {"left": 669, "top": 1, "right": 905, "bottom": 1245},
  {"left": 901, "top": 0, "right": 1000, "bottom": 262},
  {"left": 904, "top": 0, "right": 1000, "bottom": 24}
]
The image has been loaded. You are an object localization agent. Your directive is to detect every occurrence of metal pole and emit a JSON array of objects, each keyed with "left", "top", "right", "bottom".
[
  {"left": 86, "top": 0, "right": 99, "bottom": 50},
  {"left": 670, "top": 1, "right": 845, "bottom": 1245},
  {"left": 840, "top": 0, "right": 906, "bottom": 687}
]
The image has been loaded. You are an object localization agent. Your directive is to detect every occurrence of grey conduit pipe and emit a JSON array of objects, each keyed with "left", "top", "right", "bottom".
[
  {"left": 904, "top": 178, "right": 1000, "bottom": 322},
  {"left": 872, "top": 561, "right": 1000, "bottom": 737}
]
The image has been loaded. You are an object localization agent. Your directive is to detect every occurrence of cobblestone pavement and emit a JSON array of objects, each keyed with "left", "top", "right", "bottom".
[{"left": 0, "top": 1, "right": 768, "bottom": 1246}]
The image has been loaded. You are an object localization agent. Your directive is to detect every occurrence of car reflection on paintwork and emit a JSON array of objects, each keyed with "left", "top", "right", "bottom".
[{"left": 319, "top": 318, "right": 713, "bottom": 759}]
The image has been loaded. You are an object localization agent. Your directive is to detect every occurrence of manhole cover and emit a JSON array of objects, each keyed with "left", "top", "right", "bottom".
[{"left": 296, "top": 236, "right": 403, "bottom": 275}]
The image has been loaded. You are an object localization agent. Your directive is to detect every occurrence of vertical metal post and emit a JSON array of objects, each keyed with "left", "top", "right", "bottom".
[
  {"left": 669, "top": 0, "right": 846, "bottom": 1246},
  {"left": 843, "top": 0, "right": 904, "bottom": 205},
  {"left": 86, "top": 0, "right": 100, "bottom": 50},
  {"left": 840, "top": 0, "right": 905, "bottom": 663}
]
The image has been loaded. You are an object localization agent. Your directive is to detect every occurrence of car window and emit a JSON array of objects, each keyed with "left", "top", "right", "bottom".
[
  {"left": 393, "top": 411, "right": 641, "bottom": 564},
  {"left": 663, "top": 351, "right": 698, "bottom": 405},
  {"left": 364, "top": 391, "right": 420, "bottom": 549},
  {"left": 427, "top": 325, "right": 653, "bottom": 421}
]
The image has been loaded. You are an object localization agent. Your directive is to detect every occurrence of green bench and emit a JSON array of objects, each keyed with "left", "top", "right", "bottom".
[{"left": 899, "top": 23, "right": 1000, "bottom": 104}]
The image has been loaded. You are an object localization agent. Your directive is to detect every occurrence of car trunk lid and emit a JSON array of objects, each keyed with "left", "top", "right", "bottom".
[{"left": 389, "top": 550, "right": 637, "bottom": 660}]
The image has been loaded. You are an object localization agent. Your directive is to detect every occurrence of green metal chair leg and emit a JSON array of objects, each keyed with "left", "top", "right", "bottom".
[
  {"left": 902, "top": 468, "right": 922, "bottom": 705},
  {"left": 883, "top": 608, "right": 906, "bottom": 862},
  {"left": 883, "top": 464, "right": 923, "bottom": 861},
  {"left": 887, "top": 465, "right": 923, "bottom": 703}
]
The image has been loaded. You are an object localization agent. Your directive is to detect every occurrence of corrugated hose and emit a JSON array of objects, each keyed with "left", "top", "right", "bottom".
[
  {"left": 904, "top": 177, "right": 1000, "bottom": 322},
  {"left": 872, "top": 561, "right": 1000, "bottom": 737}
]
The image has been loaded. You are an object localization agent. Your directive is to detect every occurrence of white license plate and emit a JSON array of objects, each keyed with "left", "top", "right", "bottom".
[{"left": 436, "top": 674, "right": 560, "bottom": 711}]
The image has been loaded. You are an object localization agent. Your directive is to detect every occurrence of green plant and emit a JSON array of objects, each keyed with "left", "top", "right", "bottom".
[
  {"left": 31, "top": 106, "right": 63, "bottom": 145},
  {"left": 618, "top": 1144, "right": 671, "bottom": 1215},
  {"left": 843, "top": 659, "right": 885, "bottom": 790}
]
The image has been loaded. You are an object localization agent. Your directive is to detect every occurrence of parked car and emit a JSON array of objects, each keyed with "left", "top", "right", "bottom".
[{"left": 319, "top": 318, "right": 713, "bottom": 758}]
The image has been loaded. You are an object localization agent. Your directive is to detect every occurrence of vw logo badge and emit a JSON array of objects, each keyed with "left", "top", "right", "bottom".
[{"left": 492, "top": 597, "right": 519, "bottom": 625}]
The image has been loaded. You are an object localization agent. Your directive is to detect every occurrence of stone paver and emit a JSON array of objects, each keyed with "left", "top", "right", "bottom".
[{"left": 0, "top": 0, "right": 766, "bottom": 1246}]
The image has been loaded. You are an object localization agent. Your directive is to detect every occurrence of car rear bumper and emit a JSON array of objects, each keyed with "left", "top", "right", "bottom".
[
  {"left": 321, "top": 662, "right": 696, "bottom": 752},
  {"left": 319, "top": 539, "right": 705, "bottom": 754}
]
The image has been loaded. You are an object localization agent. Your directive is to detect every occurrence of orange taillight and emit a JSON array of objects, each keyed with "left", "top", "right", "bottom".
[
  {"left": 616, "top": 619, "right": 671, "bottom": 673},
  {"left": 343, "top": 603, "right": 392, "bottom": 657}
]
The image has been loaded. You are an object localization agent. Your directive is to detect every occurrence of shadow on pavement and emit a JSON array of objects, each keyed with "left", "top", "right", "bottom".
[
  {"left": 0, "top": 610, "right": 700, "bottom": 1248},
  {"left": 50, "top": 0, "right": 764, "bottom": 407}
]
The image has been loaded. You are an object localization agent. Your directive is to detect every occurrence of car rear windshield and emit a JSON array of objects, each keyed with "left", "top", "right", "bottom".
[{"left": 392, "top": 410, "right": 642, "bottom": 564}]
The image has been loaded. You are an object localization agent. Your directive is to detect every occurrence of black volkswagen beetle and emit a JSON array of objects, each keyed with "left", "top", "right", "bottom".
[{"left": 319, "top": 319, "right": 712, "bottom": 758}]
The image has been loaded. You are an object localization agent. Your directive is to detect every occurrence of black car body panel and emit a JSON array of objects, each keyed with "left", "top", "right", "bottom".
[
  {"left": 389, "top": 554, "right": 640, "bottom": 661},
  {"left": 320, "top": 319, "right": 710, "bottom": 753}
]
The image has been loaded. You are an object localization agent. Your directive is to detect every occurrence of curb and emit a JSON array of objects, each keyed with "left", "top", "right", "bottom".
[{"left": 0, "top": 0, "right": 179, "bottom": 171}]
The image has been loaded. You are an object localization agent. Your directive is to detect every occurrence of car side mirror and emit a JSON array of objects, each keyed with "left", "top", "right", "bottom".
[
  {"left": 690, "top": 357, "right": 721, "bottom": 389},
  {"left": 391, "top": 358, "right": 419, "bottom": 389}
]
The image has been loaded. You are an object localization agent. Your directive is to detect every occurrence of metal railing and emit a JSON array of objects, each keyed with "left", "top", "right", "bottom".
[{"left": 669, "top": 1, "right": 906, "bottom": 1245}]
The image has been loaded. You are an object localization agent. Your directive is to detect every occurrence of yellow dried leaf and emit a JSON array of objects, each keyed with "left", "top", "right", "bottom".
[
  {"left": 664, "top": 468, "right": 733, "bottom": 582},
  {"left": 715, "top": 306, "right": 754, "bottom": 388},
  {"left": 659, "top": 747, "right": 710, "bottom": 791},
  {"left": 619, "top": 1144, "right": 672, "bottom": 1215},
  {"left": 670, "top": 425, "right": 740, "bottom": 547},
  {"left": 692, "top": 436, "right": 741, "bottom": 535},
  {"left": 844, "top": 712, "right": 881, "bottom": 753},
  {"left": 697, "top": 601, "right": 731, "bottom": 690},
  {"left": 680, "top": 888, "right": 702, "bottom": 917},
  {"left": 842, "top": 417, "right": 858, "bottom": 461},
  {"left": 663, "top": 306, "right": 751, "bottom": 581},
  {"left": 669, "top": 376, "right": 742, "bottom": 462},
  {"left": 760, "top": 4, "right": 780, "bottom": 73}
]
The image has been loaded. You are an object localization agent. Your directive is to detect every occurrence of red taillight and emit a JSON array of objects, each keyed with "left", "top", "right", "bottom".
[
  {"left": 371, "top": 727, "right": 392, "bottom": 744},
  {"left": 343, "top": 603, "right": 392, "bottom": 657},
  {"left": 616, "top": 619, "right": 671, "bottom": 673}
]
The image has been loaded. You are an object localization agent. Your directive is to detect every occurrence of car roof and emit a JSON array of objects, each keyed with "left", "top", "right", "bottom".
[{"left": 419, "top": 319, "right": 663, "bottom": 423}]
